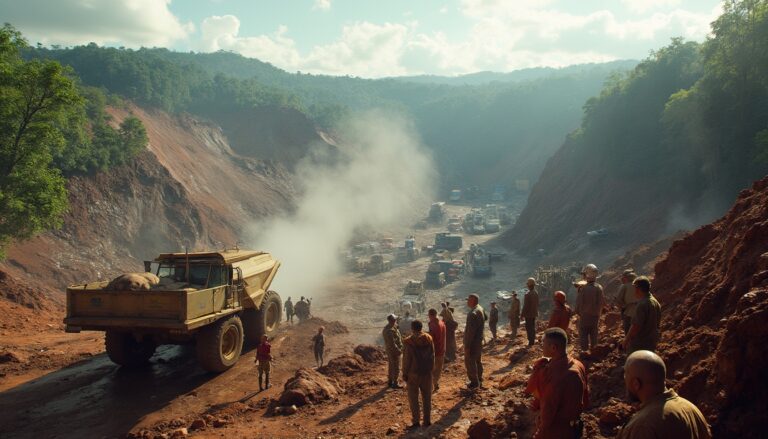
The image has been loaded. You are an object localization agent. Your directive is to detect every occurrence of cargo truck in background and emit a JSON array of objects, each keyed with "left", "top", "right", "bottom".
[{"left": 64, "top": 250, "right": 282, "bottom": 373}]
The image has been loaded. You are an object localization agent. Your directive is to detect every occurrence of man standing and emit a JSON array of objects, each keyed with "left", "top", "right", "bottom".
[
  {"left": 521, "top": 278, "right": 540, "bottom": 347},
  {"left": 382, "top": 314, "right": 404, "bottom": 389},
  {"left": 402, "top": 320, "right": 435, "bottom": 429},
  {"left": 548, "top": 291, "right": 571, "bottom": 332},
  {"left": 532, "top": 328, "right": 588, "bottom": 439},
  {"left": 464, "top": 293, "right": 485, "bottom": 389},
  {"left": 574, "top": 264, "right": 605, "bottom": 354},
  {"left": 284, "top": 296, "right": 295, "bottom": 323},
  {"left": 508, "top": 292, "right": 521, "bottom": 341},
  {"left": 255, "top": 335, "right": 272, "bottom": 391},
  {"left": 618, "top": 351, "right": 711, "bottom": 438},
  {"left": 488, "top": 301, "right": 499, "bottom": 342},
  {"left": 622, "top": 277, "right": 661, "bottom": 354},
  {"left": 615, "top": 270, "right": 638, "bottom": 334},
  {"left": 312, "top": 326, "right": 325, "bottom": 367},
  {"left": 440, "top": 302, "right": 458, "bottom": 362},
  {"left": 427, "top": 309, "right": 446, "bottom": 392},
  {"left": 295, "top": 296, "right": 309, "bottom": 322}
]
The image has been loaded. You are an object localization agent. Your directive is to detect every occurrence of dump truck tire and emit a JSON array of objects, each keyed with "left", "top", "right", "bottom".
[
  {"left": 256, "top": 291, "right": 282, "bottom": 339},
  {"left": 197, "top": 315, "right": 244, "bottom": 373},
  {"left": 105, "top": 331, "right": 156, "bottom": 367}
]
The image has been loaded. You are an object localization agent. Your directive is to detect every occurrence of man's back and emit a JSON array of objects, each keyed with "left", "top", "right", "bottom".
[
  {"left": 630, "top": 294, "right": 661, "bottom": 352},
  {"left": 536, "top": 356, "right": 588, "bottom": 439},
  {"left": 521, "top": 290, "right": 539, "bottom": 318},
  {"left": 464, "top": 305, "right": 485, "bottom": 347},
  {"left": 618, "top": 390, "right": 711, "bottom": 439},
  {"left": 576, "top": 283, "right": 604, "bottom": 318}
]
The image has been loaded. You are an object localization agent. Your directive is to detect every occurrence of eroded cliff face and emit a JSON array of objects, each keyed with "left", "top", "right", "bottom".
[{"left": 0, "top": 104, "right": 321, "bottom": 292}]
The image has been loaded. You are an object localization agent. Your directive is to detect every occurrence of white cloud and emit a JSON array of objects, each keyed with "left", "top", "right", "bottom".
[
  {"left": 0, "top": 0, "right": 193, "bottom": 47},
  {"left": 313, "top": 0, "right": 331, "bottom": 11},
  {"left": 200, "top": 18, "right": 413, "bottom": 77},
  {"left": 622, "top": 0, "right": 682, "bottom": 14},
  {"left": 197, "top": 1, "right": 721, "bottom": 77}
]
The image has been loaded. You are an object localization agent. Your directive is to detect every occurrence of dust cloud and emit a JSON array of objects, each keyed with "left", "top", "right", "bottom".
[{"left": 246, "top": 110, "right": 436, "bottom": 298}]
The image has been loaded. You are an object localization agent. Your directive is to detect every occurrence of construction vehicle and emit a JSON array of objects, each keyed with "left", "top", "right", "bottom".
[
  {"left": 466, "top": 244, "right": 493, "bottom": 277},
  {"left": 425, "top": 263, "right": 447, "bottom": 288},
  {"left": 428, "top": 202, "right": 446, "bottom": 223},
  {"left": 64, "top": 250, "right": 282, "bottom": 373},
  {"left": 434, "top": 232, "right": 463, "bottom": 251},
  {"left": 366, "top": 254, "right": 392, "bottom": 274},
  {"left": 484, "top": 218, "right": 501, "bottom": 233},
  {"left": 395, "top": 282, "right": 426, "bottom": 315},
  {"left": 432, "top": 260, "right": 462, "bottom": 282},
  {"left": 449, "top": 189, "right": 462, "bottom": 202},
  {"left": 498, "top": 206, "right": 512, "bottom": 225}
]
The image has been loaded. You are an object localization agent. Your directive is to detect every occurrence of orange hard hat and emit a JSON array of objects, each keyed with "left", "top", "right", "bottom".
[{"left": 554, "top": 291, "right": 566, "bottom": 304}]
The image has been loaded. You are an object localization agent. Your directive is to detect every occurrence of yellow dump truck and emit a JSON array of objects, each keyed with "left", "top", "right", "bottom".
[{"left": 64, "top": 250, "right": 282, "bottom": 372}]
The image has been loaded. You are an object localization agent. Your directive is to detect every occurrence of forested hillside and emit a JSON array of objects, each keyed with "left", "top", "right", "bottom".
[{"left": 507, "top": 0, "right": 768, "bottom": 261}]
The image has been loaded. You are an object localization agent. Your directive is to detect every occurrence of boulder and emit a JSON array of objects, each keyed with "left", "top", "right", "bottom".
[
  {"left": 353, "top": 344, "right": 385, "bottom": 363},
  {"left": 278, "top": 367, "right": 342, "bottom": 407}
]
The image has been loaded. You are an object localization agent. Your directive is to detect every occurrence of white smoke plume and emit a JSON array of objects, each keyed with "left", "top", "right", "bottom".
[{"left": 246, "top": 110, "right": 436, "bottom": 297}]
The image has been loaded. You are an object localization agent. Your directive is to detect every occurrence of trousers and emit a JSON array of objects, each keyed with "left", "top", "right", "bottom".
[
  {"left": 387, "top": 352, "right": 401, "bottom": 384},
  {"left": 407, "top": 373, "right": 432, "bottom": 424},
  {"left": 579, "top": 316, "right": 599, "bottom": 351},
  {"left": 464, "top": 347, "right": 483, "bottom": 385},
  {"left": 525, "top": 318, "right": 536, "bottom": 345},
  {"left": 432, "top": 354, "right": 444, "bottom": 390}
]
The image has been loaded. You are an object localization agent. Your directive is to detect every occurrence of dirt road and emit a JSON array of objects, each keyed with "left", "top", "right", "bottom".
[{"left": 1, "top": 198, "right": 542, "bottom": 438}]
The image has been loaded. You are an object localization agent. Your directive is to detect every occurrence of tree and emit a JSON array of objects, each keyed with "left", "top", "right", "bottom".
[{"left": 0, "top": 25, "right": 81, "bottom": 257}]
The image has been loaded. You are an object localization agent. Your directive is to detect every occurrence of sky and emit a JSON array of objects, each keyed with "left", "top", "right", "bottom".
[{"left": 1, "top": 0, "right": 724, "bottom": 78}]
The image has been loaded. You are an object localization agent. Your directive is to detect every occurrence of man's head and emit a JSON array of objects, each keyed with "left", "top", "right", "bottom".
[
  {"left": 387, "top": 314, "right": 397, "bottom": 325},
  {"left": 621, "top": 269, "right": 635, "bottom": 284},
  {"left": 467, "top": 293, "right": 479, "bottom": 308},
  {"left": 583, "top": 264, "right": 599, "bottom": 281},
  {"left": 526, "top": 278, "right": 536, "bottom": 290},
  {"left": 318, "top": 326, "right": 324, "bottom": 333},
  {"left": 633, "top": 276, "right": 651, "bottom": 299},
  {"left": 491, "top": 301, "right": 497, "bottom": 308},
  {"left": 441, "top": 302, "right": 447, "bottom": 309},
  {"left": 542, "top": 328, "right": 567, "bottom": 357},
  {"left": 411, "top": 319, "right": 423, "bottom": 332},
  {"left": 287, "top": 296, "right": 291, "bottom": 301},
  {"left": 553, "top": 290, "right": 566, "bottom": 305},
  {"left": 428, "top": 308, "right": 438, "bottom": 321},
  {"left": 301, "top": 296, "right": 305, "bottom": 301},
  {"left": 624, "top": 350, "right": 667, "bottom": 403},
  {"left": 261, "top": 335, "right": 269, "bottom": 343}
]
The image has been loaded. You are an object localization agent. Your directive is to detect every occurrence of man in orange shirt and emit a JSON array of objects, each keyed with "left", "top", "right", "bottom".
[
  {"left": 532, "top": 328, "right": 588, "bottom": 439},
  {"left": 548, "top": 291, "right": 572, "bottom": 332},
  {"left": 427, "top": 308, "right": 446, "bottom": 392}
]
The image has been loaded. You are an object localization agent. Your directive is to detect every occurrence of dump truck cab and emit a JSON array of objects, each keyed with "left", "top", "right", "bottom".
[{"left": 65, "top": 250, "right": 282, "bottom": 373}]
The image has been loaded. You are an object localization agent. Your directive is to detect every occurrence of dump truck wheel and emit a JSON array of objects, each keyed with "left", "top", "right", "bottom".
[
  {"left": 254, "top": 291, "right": 282, "bottom": 340},
  {"left": 196, "top": 315, "right": 244, "bottom": 373},
  {"left": 105, "top": 331, "right": 156, "bottom": 367}
]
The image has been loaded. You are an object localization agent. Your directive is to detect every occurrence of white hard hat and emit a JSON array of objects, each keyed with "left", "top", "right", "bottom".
[{"left": 583, "top": 264, "right": 599, "bottom": 280}]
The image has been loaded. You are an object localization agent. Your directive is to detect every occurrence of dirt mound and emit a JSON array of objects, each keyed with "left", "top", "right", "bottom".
[
  {"left": 0, "top": 269, "right": 60, "bottom": 311},
  {"left": 585, "top": 176, "right": 768, "bottom": 438},
  {"left": 353, "top": 345, "right": 385, "bottom": 363},
  {"left": 278, "top": 367, "right": 343, "bottom": 407},
  {"left": 318, "top": 354, "right": 366, "bottom": 376}
]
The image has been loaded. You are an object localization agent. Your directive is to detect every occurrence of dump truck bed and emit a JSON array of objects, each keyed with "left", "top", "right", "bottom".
[{"left": 64, "top": 282, "right": 236, "bottom": 333}]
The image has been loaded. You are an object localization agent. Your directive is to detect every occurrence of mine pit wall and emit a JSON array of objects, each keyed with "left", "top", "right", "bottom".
[{"left": 0, "top": 104, "right": 308, "bottom": 295}]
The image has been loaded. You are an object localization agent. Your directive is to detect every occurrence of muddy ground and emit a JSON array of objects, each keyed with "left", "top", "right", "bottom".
[{"left": 1, "top": 199, "right": 560, "bottom": 439}]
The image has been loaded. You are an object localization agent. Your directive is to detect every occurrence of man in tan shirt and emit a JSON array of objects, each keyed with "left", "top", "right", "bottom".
[
  {"left": 575, "top": 264, "right": 604, "bottom": 353},
  {"left": 618, "top": 350, "right": 711, "bottom": 439},
  {"left": 615, "top": 269, "right": 638, "bottom": 334}
]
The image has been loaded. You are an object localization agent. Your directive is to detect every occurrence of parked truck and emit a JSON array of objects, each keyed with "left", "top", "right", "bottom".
[
  {"left": 434, "top": 231, "right": 463, "bottom": 251},
  {"left": 64, "top": 250, "right": 282, "bottom": 373}
]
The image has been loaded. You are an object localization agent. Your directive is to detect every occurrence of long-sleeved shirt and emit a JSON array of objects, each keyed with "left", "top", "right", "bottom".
[
  {"left": 575, "top": 282, "right": 604, "bottom": 319},
  {"left": 463, "top": 304, "right": 485, "bottom": 353},
  {"left": 508, "top": 297, "right": 521, "bottom": 321},
  {"left": 616, "top": 279, "right": 638, "bottom": 318},
  {"left": 521, "top": 289, "right": 539, "bottom": 319},
  {"left": 535, "top": 356, "right": 589, "bottom": 439},
  {"left": 617, "top": 390, "right": 711, "bottom": 439},
  {"left": 428, "top": 319, "right": 446, "bottom": 357},
  {"left": 489, "top": 307, "right": 499, "bottom": 325},
  {"left": 382, "top": 324, "right": 403, "bottom": 355},
  {"left": 312, "top": 333, "right": 325, "bottom": 351},
  {"left": 402, "top": 331, "right": 435, "bottom": 377},
  {"left": 548, "top": 304, "right": 571, "bottom": 331}
]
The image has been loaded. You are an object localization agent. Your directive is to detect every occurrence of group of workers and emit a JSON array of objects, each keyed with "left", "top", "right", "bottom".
[
  {"left": 381, "top": 263, "right": 711, "bottom": 437},
  {"left": 283, "top": 296, "right": 312, "bottom": 323}
]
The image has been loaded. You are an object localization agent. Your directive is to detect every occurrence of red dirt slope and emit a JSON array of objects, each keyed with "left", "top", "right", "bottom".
[{"left": 650, "top": 176, "right": 768, "bottom": 437}]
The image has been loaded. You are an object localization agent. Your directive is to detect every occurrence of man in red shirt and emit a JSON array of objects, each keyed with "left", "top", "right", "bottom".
[
  {"left": 533, "top": 328, "right": 588, "bottom": 439},
  {"left": 427, "top": 308, "right": 447, "bottom": 392},
  {"left": 255, "top": 335, "right": 272, "bottom": 391},
  {"left": 548, "top": 291, "right": 572, "bottom": 333}
]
